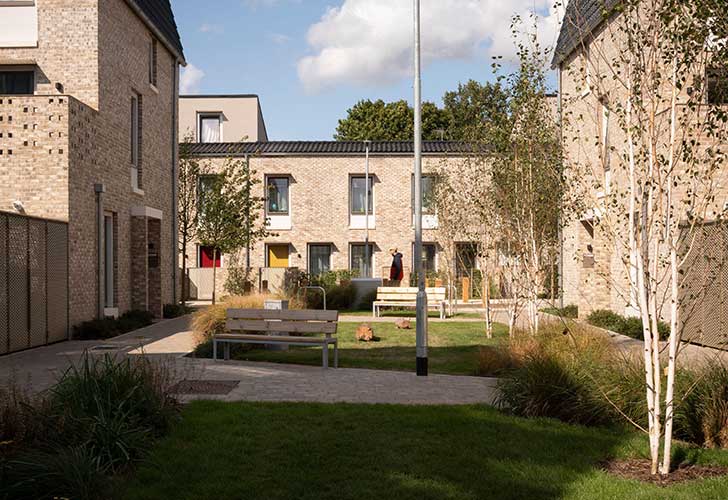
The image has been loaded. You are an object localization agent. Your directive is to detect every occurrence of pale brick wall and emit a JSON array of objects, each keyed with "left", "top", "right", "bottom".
[
  {"left": 185, "top": 153, "right": 468, "bottom": 297},
  {"left": 1, "top": 0, "right": 178, "bottom": 327}
]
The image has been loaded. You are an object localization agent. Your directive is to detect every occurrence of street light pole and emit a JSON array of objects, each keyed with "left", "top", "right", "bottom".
[
  {"left": 413, "top": 0, "right": 428, "bottom": 376},
  {"left": 364, "top": 140, "right": 371, "bottom": 278}
]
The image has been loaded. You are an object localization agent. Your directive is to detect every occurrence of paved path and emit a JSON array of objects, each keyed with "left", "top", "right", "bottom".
[{"left": 0, "top": 315, "right": 498, "bottom": 405}]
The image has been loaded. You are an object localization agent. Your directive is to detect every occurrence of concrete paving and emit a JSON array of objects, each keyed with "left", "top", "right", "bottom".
[{"left": 0, "top": 314, "right": 498, "bottom": 406}]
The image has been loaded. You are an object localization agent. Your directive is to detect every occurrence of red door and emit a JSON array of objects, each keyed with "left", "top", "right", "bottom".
[{"left": 199, "top": 246, "right": 221, "bottom": 268}]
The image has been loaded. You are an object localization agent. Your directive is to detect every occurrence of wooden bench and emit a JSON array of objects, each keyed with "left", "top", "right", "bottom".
[
  {"left": 215, "top": 309, "right": 339, "bottom": 368},
  {"left": 372, "top": 287, "right": 448, "bottom": 319}
]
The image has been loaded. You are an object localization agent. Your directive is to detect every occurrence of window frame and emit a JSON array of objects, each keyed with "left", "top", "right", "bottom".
[
  {"left": 349, "top": 242, "right": 374, "bottom": 275},
  {"left": 308, "top": 243, "right": 332, "bottom": 276},
  {"left": 411, "top": 174, "right": 436, "bottom": 216},
  {"left": 197, "top": 112, "right": 223, "bottom": 143},
  {"left": 412, "top": 242, "right": 437, "bottom": 274},
  {"left": 349, "top": 175, "right": 374, "bottom": 216},
  {"left": 0, "top": 68, "right": 34, "bottom": 95},
  {"left": 265, "top": 176, "right": 290, "bottom": 216},
  {"left": 706, "top": 67, "right": 728, "bottom": 105},
  {"left": 148, "top": 37, "right": 158, "bottom": 88}
]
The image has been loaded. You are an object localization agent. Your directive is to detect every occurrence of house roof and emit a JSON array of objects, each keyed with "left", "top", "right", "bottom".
[
  {"left": 551, "top": 0, "right": 621, "bottom": 68},
  {"left": 182, "top": 141, "right": 485, "bottom": 157},
  {"left": 127, "top": 0, "right": 185, "bottom": 62}
]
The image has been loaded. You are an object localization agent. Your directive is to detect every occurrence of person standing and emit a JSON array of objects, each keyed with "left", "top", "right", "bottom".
[{"left": 389, "top": 248, "right": 404, "bottom": 284}]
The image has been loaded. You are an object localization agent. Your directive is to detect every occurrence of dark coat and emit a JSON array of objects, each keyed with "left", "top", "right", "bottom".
[{"left": 390, "top": 252, "right": 404, "bottom": 281}]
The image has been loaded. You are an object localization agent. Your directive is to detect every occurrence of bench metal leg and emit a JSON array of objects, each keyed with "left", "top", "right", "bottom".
[
  {"left": 213, "top": 339, "right": 218, "bottom": 361},
  {"left": 224, "top": 342, "right": 230, "bottom": 361},
  {"left": 334, "top": 342, "right": 338, "bottom": 368},
  {"left": 322, "top": 342, "right": 329, "bottom": 369},
  {"left": 372, "top": 302, "right": 376, "bottom": 318}
]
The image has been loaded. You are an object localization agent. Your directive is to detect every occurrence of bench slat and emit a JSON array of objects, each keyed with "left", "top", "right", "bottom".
[
  {"left": 226, "top": 319, "right": 337, "bottom": 334},
  {"left": 376, "top": 287, "right": 446, "bottom": 294},
  {"left": 226, "top": 309, "right": 338, "bottom": 321},
  {"left": 216, "top": 334, "right": 336, "bottom": 344}
]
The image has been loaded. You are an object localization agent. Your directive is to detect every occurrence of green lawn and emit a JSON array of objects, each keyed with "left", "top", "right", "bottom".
[
  {"left": 122, "top": 402, "right": 728, "bottom": 500},
  {"left": 340, "top": 309, "right": 485, "bottom": 319},
  {"left": 202, "top": 321, "right": 506, "bottom": 375}
]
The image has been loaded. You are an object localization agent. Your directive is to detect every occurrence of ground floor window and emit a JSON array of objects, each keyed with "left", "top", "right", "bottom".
[
  {"left": 104, "top": 214, "right": 116, "bottom": 308},
  {"left": 350, "top": 243, "right": 374, "bottom": 277},
  {"left": 199, "top": 245, "right": 222, "bottom": 268},
  {"left": 455, "top": 243, "right": 478, "bottom": 278},
  {"left": 308, "top": 244, "right": 331, "bottom": 276},
  {"left": 413, "top": 242, "right": 437, "bottom": 274}
]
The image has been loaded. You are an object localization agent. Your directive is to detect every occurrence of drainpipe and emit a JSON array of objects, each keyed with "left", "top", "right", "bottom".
[
  {"left": 95, "top": 183, "right": 106, "bottom": 319},
  {"left": 364, "top": 140, "right": 370, "bottom": 278},
  {"left": 171, "top": 59, "right": 180, "bottom": 304}
]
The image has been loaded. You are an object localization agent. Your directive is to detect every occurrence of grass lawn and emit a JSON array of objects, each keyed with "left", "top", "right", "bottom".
[
  {"left": 201, "top": 321, "right": 506, "bottom": 375},
  {"left": 122, "top": 401, "right": 728, "bottom": 500},
  {"left": 340, "top": 309, "right": 484, "bottom": 319}
]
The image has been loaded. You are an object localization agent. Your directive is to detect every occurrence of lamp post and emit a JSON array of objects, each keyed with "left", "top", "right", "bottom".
[
  {"left": 364, "top": 140, "right": 371, "bottom": 278},
  {"left": 413, "top": 0, "right": 428, "bottom": 376}
]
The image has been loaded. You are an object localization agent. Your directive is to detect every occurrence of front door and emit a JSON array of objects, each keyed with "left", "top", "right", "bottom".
[{"left": 268, "top": 244, "right": 290, "bottom": 268}]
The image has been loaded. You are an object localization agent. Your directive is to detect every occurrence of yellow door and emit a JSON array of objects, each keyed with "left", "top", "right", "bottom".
[{"left": 268, "top": 244, "right": 289, "bottom": 268}]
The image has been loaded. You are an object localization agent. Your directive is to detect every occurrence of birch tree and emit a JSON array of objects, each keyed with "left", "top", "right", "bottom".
[
  {"left": 178, "top": 135, "right": 207, "bottom": 302},
  {"left": 562, "top": 0, "right": 728, "bottom": 475}
]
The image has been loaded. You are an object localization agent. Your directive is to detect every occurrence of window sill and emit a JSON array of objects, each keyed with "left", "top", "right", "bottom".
[
  {"left": 132, "top": 186, "right": 145, "bottom": 196},
  {"left": 149, "top": 84, "right": 159, "bottom": 95},
  {"left": 104, "top": 307, "right": 119, "bottom": 318}
]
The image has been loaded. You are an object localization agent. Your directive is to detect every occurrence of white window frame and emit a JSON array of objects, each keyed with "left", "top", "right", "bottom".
[
  {"left": 580, "top": 45, "right": 592, "bottom": 97},
  {"left": 197, "top": 112, "right": 223, "bottom": 143}
]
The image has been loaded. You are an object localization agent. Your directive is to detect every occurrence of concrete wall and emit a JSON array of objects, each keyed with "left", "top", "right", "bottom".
[{"left": 179, "top": 95, "right": 267, "bottom": 142}]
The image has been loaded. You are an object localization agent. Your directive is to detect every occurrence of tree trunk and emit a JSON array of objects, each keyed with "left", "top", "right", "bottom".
[
  {"left": 212, "top": 247, "right": 218, "bottom": 305},
  {"left": 482, "top": 271, "right": 492, "bottom": 339},
  {"left": 181, "top": 234, "right": 187, "bottom": 303}
]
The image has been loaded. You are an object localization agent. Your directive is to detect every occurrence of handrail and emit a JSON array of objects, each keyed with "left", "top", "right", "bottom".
[{"left": 297, "top": 286, "right": 327, "bottom": 310}]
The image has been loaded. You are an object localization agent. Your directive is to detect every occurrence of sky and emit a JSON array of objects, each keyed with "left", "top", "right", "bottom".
[{"left": 173, "top": 0, "right": 564, "bottom": 141}]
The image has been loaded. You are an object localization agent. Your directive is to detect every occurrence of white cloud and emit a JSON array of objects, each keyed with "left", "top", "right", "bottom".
[
  {"left": 297, "top": 0, "right": 564, "bottom": 93},
  {"left": 199, "top": 23, "right": 224, "bottom": 34},
  {"left": 180, "top": 64, "right": 205, "bottom": 94}
]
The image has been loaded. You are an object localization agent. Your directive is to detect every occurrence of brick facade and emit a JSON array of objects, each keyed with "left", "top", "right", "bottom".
[{"left": 1, "top": 0, "right": 182, "bottom": 328}]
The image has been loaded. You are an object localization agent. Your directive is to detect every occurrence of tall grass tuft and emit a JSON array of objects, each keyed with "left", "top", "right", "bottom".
[{"left": 191, "top": 294, "right": 281, "bottom": 345}]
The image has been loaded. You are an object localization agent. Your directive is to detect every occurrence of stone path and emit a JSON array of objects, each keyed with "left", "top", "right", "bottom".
[{"left": 0, "top": 315, "right": 498, "bottom": 406}]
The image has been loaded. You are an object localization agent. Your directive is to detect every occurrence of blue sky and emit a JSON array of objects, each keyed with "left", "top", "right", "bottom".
[{"left": 173, "top": 0, "right": 562, "bottom": 141}]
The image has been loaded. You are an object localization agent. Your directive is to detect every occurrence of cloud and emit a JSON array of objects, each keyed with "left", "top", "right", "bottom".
[
  {"left": 199, "top": 23, "right": 224, "bottom": 34},
  {"left": 297, "top": 0, "right": 564, "bottom": 93},
  {"left": 180, "top": 64, "right": 205, "bottom": 94},
  {"left": 243, "top": 0, "right": 301, "bottom": 10}
]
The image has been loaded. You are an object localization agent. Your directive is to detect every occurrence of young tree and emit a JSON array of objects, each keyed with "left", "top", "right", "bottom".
[
  {"left": 197, "top": 154, "right": 270, "bottom": 304},
  {"left": 178, "top": 135, "right": 207, "bottom": 303},
  {"left": 562, "top": 0, "right": 728, "bottom": 474},
  {"left": 334, "top": 99, "right": 450, "bottom": 140}
]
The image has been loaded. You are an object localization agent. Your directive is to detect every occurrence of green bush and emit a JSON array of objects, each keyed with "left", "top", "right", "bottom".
[
  {"left": 163, "top": 303, "right": 192, "bottom": 319},
  {"left": 586, "top": 309, "right": 669, "bottom": 341},
  {"left": 0, "top": 354, "right": 178, "bottom": 500},
  {"left": 541, "top": 304, "right": 578, "bottom": 319},
  {"left": 326, "top": 282, "right": 357, "bottom": 310},
  {"left": 73, "top": 310, "right": 154, "bottom": 340}
]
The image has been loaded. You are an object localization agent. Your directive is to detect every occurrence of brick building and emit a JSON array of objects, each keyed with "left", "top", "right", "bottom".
[
  {"left": 183, "top": 141, "right": 475, "bottom": 299},
  {"left": 0, "top": 0, "right": 185, "bottom": 330}
]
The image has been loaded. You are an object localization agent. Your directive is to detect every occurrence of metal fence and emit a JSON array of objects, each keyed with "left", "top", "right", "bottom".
[{"left": 0, "top": 211, "right": 69, "bottom": 355}]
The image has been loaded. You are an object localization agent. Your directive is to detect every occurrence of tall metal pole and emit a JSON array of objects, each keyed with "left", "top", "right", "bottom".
[
  {"left": 364, "top": 140, "right": 371, "bottom": 278},
  {"left": 413, "top": 0, "right": 428, "bottom": 376}
]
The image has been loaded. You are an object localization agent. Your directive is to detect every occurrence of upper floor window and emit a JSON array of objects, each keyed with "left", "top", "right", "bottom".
[
  {"left": 266, "top": 177, "right": 289, "bottom": 215},
  {"left": 0, "top": 70, "right": 33, "bottom": 94},
  {"left": 148, "top": 38, "right": 158, "bottom": 87},
  {"left": 0, "top": 1, "right": 38, "bottom": 48},
  {"left": 198, "top": 113, "right": 222, "bottom": 143},
  {"left": 130, "top": 93, "right": 142, "bottom": 189},
  {"left": 350, "top": 176, "right": 373, "bottom": 215},
  {"left": 197, "top": 175, "right": 219, "bottom": 213},
  {"left": 707, "top": 67, "right": 728, "bottom": 105},
  {"left": 411, "top": 175, "right": 436, "bottom": 215}
]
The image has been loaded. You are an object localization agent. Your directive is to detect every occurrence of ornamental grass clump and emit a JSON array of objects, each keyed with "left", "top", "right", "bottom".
[{"left": 191, "top": 293, "right": 278, "bottom": 345}]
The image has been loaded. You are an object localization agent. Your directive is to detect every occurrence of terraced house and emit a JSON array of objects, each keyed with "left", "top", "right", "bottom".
[{"left": 0, "top": 0, "right": 185, "bottom": 354}]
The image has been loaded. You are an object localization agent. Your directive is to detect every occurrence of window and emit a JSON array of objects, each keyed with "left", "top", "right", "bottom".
[
  {"left": 411, "top": 175, "right": 436, "bottom": 215},
  {"left": 130, "top": 93, "right": 142, "bottom": 189},
  {"left": 197, "top": 174, "right": 219, "bottom": 213},
  {"left": 350, "top": 176, "right": 373, "bottom": 215},
  {"left": 266, "top": 177, "right": 289, "bottom": 215},
  {"left": 148, "top": 38, "right": 158, "bottom": 87},
  {"left": 198, "top": 113, "right": 222, "bottom": 143},
  {"left": 707, "top": 68, "right": 728, "bottom": 105},
  {"left": 104, "top": 214, "right": 116, "bottom": 308},
  {"left": 350, "top": 243, "right": 374, "bottom": 276},
  {"left": 308, "top": 244, "right": 332, "bottom": 276},
  {"left": 601, "top": 102, "right": 611, "bottom": 194},
  {"left": 0, "top": 70, "right": 33, "bottom": 94},
  {"left": 199, "top": 246, "right": 221, "bottom": 268},
  {"left": 413, "top": 243, "right": 437, "bottom": 274}
]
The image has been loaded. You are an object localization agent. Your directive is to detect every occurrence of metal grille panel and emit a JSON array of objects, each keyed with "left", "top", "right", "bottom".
[
  {"left": 0, "top": 212, "right": 68, "bottom": 355},
  {"left": 28, "top": 219, "right": 47, "bottom": 348},
  {"left": 7, "top": 215, "right": 29, "bottom": 352},
  {"left": 681, "top": 223, "right": 728, "bottom": 349},
  {"left": 46, "top": 222, "right": 68, "bottom": 344},
  {"left": 0, "top": 217, "right": 7, "bottom": 355}
]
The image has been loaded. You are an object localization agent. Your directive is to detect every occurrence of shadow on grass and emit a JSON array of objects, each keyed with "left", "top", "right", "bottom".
[{"left": 121, "top": 402, "right": 628, "bottom": 500}]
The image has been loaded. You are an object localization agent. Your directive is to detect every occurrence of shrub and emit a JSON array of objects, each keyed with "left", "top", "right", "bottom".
[
  {"left": 541, "top": 304, "right": 578, "bottom": 319},
  {"left": 163, "top": 303, "right": 192, "bottom": 319},
  {"left": 73, "top": 310, "right": 154, "bottom": 340},
  {"left": 586, "top": 309, "right": 669, "bottom": 341},
  {"left": 358, "top": 289, "right": 378, "bottom": 311},
  {"left": 675, "top": 362, "right": 728, "bottom": 448},
  {"left": 326, "top": 282, "right": 357, "bottom": 310}
]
